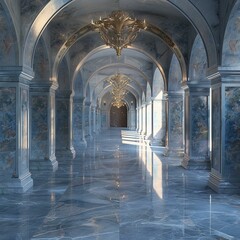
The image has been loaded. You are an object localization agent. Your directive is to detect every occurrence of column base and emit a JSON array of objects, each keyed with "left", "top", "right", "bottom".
[
  {"left": 0, "top": 172, "right": 33, "bottom": 194},
  {"left": 164, "top": 148, "right": 184, "bottom": 157},
  {"left": 208, "top": 170, "right": 240, "bottom": 193},
  {"left": 149, "top": 138, "right": 165, "bottom": 147},
  {"left": 55, "top": 147, "right": 76, "bottom": 160},
  {"left": 30, "top": 156, "right": 58, "bottom": 172},
  {"left": 182, "top": 154, "right": 210, "bottom": 170}
]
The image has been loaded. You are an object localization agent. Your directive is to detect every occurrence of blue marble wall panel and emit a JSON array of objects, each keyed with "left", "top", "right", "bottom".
[
  {"left": 191, "top": 96, "right": 208, "bottom": 156},
  {"left": 212, "top": 88, "right": 221, "bottom": 172},
  {"left": 0, "top": 88, "right": 16, "bottom": 175},
  {"left": 225, "top": 87, "right": 240, "bottom": 179},
  {"left": 56, "top": 99, "right": 69, "bottom": 149},
  {"left": 222, "top": 2, "right": 240, "bottom": 66},
  {"left": 0, "top": 4, "right": 18, "bottom": 65},
  {"left": 73, "top": 102, "right": 83, "bottom": 147},
  {"left": 169, "top": 98, "right": 183, "bottom": 148},
  {"left": 168, "top": 55, "right": 182, "bottom": 91},
  {"left": 20, "top": 0, "right": 50, "bottom": 38},
  {"left": 20, "top": 88, "right": 29, "bottom": 174},
  {"left": 189, "top": 35, "right": 207, "bottom": 81},
  {"left": 84, "top": 106, "right": 89, "bottom": 136},
  {"left": 31, "top": 95, "right": 48, "bottom": 160}
]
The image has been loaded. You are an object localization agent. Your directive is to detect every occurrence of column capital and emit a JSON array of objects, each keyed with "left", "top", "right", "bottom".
[
  {"left": 30, "top": 81, "right": 58, "bottom": 92},
  {"left": 0, "top": 66, "right": 34, "bottom": 84}
]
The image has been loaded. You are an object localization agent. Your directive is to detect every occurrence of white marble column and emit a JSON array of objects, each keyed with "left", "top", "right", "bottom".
[
  {"left": 141, "top": 104, "right": 147, "bottom": 136},
  {"left": 0, "top": 67, "right": 33, "bottom": 193},
  {"left": 129, "top": 104, "right": 136, "bottom": 130},
  {"left": 30, "top": 82, "right": 58, "bottom": 172},
  {"left": 151, "top": 95, "right": 167, "bottom": 146},
  {"left": 145, "top": 100, "right": 152, "bottom": 140},
  {"left": 137, "top": 107, "right": 142, "bottom": 133}
]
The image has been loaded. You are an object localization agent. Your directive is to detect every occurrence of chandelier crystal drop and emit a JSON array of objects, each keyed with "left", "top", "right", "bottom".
[
  {"left": 91, "top": 10, "right": 147, "bottom": 56},
  {"left": 106, "top": 73, "right": 130, "bottom": 108}
]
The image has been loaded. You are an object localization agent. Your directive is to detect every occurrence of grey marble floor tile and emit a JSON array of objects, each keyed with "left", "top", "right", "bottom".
[{"left": 0, "top": 129, "right": 240, "bottom": 240}]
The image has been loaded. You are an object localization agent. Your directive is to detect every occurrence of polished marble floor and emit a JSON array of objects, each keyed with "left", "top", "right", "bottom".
[{"left": 1, "top": 129, "right": 240, "bottom": 240}]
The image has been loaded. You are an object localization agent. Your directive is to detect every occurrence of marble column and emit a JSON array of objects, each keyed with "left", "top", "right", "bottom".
[
  {"left": 55, "top": 91, "right": 75, "bottom": 159},
  {"left": 145, "top": 101, "right": 153, "bottom": 141},
  {"left": 0, "top": 67, "right": 33, "bottom": 193},
  {"left": 137, "top": 107, "right": 142, "bottom": 134},
  {"left": 141, "top": 104, "right": 147, "bottom": 136},
  {"left": 208, "top": 68, "right": 240, "bottom": 193},
  {"left": 96, "top": 107, "right": 101, "bottom": 133},
  {"left": 165, "top": 92, "right": 184, "bottom": 157},
  {"left": 136, "top": 106, "right": 139, "bottom": 132},
  {"left": 72, "top": 97, "right": 87, "bottom": 151},
  {"left": 129, "top": 104, "right": 136, "bottom": 130},
  {"left": 84, "top": 101, "right": 91, "bottom": 139},
  {"left": 151, "top": 95, "right": 167, "bottom": 146},
  {"left": 101, "top": 106, "right": 108, "bottom": 129},
  {"left": 92, "top": 105, "right": 96, "bottom": 134},
  {"left": 182, "top": 82, "right": 210, "bottom": 169},
  {"left": 30, "top": 82, "right": 58, "bottom": 172}
]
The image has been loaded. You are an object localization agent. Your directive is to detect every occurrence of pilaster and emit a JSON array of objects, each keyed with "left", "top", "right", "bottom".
[
  {"left": 55, "top": 91, "right": 75, "bottom": 159},
  {"left": 164, "top": 91, "right": 184, "bottom": 157},
  {"left": 150, "top": 94, "right": 167, "bottom": 147},
  {"left": 72, "top": 97, "right": 87, "bottom": 150},
  {"left": 29, "top": 81, "right": 58, "bottom": 172},
  {"left": 0, "top": 66, "right": 33, "bottom": 193},
  {"left": 181, "top": 81, "right": 210, "bottom": 170},
  {"left": 207, "top": 67, "right": 240, "bottom": 193}
]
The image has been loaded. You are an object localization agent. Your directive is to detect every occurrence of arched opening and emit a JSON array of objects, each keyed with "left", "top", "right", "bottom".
[{"left": 110, "top": 105, "right": 127, "bottom": 127}]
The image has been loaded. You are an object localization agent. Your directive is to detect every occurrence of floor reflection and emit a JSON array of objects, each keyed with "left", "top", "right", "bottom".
[{"left": 0, "top": 129, "right": 240, "bottom": 239}]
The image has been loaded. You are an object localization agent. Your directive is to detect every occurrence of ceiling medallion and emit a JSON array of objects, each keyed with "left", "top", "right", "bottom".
[{"left": 91, "top": 10, "right": 147, "bottom": 56}]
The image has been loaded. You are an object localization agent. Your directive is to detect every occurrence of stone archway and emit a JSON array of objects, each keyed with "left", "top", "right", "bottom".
[{"left": 110, "top": 105, "right": 127, "bottom": 127}]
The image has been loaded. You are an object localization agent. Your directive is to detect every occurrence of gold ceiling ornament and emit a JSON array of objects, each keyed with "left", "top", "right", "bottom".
[
  {"left": 106, "top": 73, "right": 130, "bottom": 108},
  {"left": 91, "top": 10, "right": 147, "bottom": 56}
]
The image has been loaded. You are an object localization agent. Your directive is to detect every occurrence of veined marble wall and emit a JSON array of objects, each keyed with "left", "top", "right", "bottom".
[
  {"left": 225, "top": 87, "right": 240, "bottom": 179},
  {"left": 20, "top": 87, "right": 29, "bottom": 174},
  {"left": 212, "top": 87, "right": 221, "bottom": 172},
  {"left": 31, "top": 95, "right": 48, "bottom": 160},
  {"left": 191, "top": 96, "right": 208, "bottom": 156},
  {"left": 169, "top": 97, "right": 183, "bottom": 149},
  {"left": 84, "top": 104, "right": 90, "bottom": 137},
  {"left": 0, "top": 88, "right": 16, "bottom": 176},
  {"left": 222, "top": 1, "right": 240, "bottom": 67},
  {"left": 73, "top": 99, "right": 85, "bottom": 149},
  {"left": 56, "top": 99, "right": 69, "bottom": 150}
]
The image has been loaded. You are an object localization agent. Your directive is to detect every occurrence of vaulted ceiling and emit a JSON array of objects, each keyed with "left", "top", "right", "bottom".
[{"left": 2, "top": 0, "right": 236, "bottom": 105}]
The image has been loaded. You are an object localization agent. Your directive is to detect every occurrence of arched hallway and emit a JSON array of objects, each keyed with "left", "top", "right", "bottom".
[{"left": 1, "top": 129, "right": 240, "bottom": 239}]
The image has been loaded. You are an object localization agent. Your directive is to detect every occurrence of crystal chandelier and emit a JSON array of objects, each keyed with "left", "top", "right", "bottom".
[
  {"left": 106, "top": 73, "right": 130, "bottom": 108},
  {"left": 91, "top": 11, "right": 147, "bottom": 56}
]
